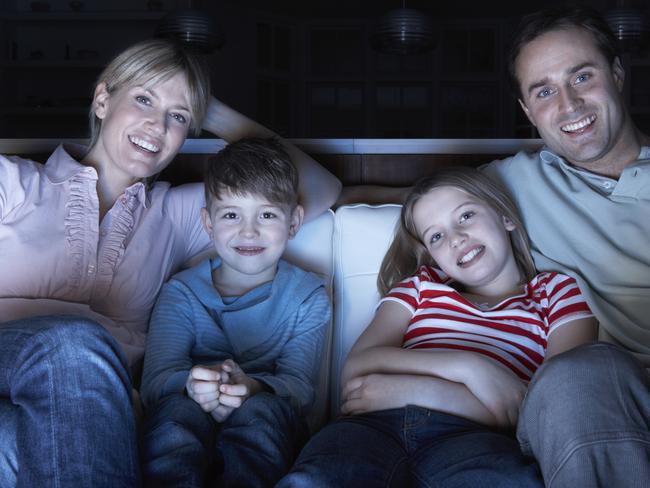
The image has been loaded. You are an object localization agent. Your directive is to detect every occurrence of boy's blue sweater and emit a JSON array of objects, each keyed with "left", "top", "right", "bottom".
[{"left": 141, "top": 257, "right": 330, "bottom": 415}]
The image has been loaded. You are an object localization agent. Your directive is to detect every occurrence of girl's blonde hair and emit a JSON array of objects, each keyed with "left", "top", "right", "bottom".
[
  {"left": 378, "top": 166, "right": 536, "bottom": 296},
  {"left": 88, "top": 39, "right": 211, "bottom": 148}
]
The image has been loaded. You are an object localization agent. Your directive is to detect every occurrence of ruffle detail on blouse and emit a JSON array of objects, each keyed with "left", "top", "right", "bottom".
[
  {"left": 98, "top": 193, "right": 139, "bottom": 284},
  {"left": 64, "top": 175, "right": 89, "bottom": 289}
]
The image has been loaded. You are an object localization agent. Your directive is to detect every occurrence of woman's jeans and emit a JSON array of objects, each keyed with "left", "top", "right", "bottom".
[
  {"left": 280, "top": 342, "right": 650, "bottom": 488},
  {"left": 141, "top": 391, "right": 307, "bottom": 488},
  {"left": 0, "top": 315, "right": 139, "bottom": 487}
]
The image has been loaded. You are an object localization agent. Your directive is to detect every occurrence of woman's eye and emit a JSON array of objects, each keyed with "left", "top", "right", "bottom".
[
  {"left": 135, "top": 95, "right": 151, "bottom": 105},
  {"left": 170, "top": 112, "right": 187, "bottom": 124}
]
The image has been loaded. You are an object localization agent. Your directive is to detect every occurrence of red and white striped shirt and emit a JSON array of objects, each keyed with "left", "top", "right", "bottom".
[{"left": 381, "top": 266, "right": 593, "bottom": 381}]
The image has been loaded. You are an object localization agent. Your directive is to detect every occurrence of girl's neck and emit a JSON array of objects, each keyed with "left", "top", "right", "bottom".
[{"left": 459, "top": 271, "right": 527, "bottom": 309}]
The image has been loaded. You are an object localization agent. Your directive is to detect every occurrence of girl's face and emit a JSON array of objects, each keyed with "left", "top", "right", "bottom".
[
  {"left": 87, "top": 71, "right": 192, "bottom": 186},
  {"left": 412, "top": 185, "right": 522, "bottom": 297}
]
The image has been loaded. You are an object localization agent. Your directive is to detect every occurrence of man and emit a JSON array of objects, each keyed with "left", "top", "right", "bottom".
[{"left": 481, "top": 6, "right": 650, "bottom": 487}]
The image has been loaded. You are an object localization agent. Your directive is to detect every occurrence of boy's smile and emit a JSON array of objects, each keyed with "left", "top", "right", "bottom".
[{"left": 201, "top": 191, "right": 303, "bottom": 296}]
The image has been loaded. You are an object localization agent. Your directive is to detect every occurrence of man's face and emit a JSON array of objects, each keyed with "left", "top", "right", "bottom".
[{"left": 515, "top": 27, "right": 631, "bottom": 171}]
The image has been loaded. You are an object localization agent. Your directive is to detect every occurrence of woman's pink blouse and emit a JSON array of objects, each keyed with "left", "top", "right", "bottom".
[{"left": 0, "top": 144, "right": 211, "bottom": 365}]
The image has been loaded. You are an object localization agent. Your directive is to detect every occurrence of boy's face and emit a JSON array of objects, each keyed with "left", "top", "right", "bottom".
[{"left": 201, "top": 190, "right": 303, "bottom": 291}]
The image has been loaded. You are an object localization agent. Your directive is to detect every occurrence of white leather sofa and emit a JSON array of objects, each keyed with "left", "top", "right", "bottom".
[{"left": 283, "top": 204, "right": 401, "bottom": 431}]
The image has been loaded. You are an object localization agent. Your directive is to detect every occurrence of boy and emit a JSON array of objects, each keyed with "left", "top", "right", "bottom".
[{"left": 140, "top": 137, "right": 331, "bottom": 488}]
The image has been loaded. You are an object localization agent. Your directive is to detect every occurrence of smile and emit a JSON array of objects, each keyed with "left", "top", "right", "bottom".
[
  {"left": 561, "top": 114, "right": 596, "bottom": 133},
  {"left": 129, "top": 135, "right": 160, "bottom": 153},
  {"left": 457, "top": 246, "right": 484, "bottom": 266},
  {"left": 234, "top": 246, "right": 264, "bottom": 256}
]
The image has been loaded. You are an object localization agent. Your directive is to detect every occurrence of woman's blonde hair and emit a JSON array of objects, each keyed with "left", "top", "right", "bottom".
[
  {"left": 377, "top": 166, "right": 536, "bottom": 296},
  {"left": 88, "top": 38, "right": 211, "bottom": 148}
]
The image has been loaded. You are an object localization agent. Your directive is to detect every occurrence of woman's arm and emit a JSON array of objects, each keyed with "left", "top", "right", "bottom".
[{"left": 202, "top": 97, "right": 342, "bottom": 222}]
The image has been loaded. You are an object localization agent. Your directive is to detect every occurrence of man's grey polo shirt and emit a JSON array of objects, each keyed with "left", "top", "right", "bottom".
[{"left": 483, "top": 147, "right": 650, "bottom": 364}]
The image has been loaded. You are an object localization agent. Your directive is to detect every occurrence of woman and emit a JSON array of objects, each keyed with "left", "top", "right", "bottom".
[{"left": 0, "top": 38, "right": 341, "bottom": 487}]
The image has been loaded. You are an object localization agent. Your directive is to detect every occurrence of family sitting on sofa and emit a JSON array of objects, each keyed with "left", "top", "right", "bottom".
[{"left": 1, "top": 5, "right": 649, "bottom": 487}]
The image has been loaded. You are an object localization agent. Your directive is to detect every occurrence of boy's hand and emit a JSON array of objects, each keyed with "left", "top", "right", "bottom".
[
  {"left": 186, "top": 364, "right": 228, "bottom": 412},
  {"left": 217, "top": 359, "right": 265, "bottom": 409}
]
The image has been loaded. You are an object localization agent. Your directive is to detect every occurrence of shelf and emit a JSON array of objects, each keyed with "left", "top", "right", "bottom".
[
  {"left": 0, "top": 11, "right": 165, "bottom": 21},
  {"left": 2, "top": 106, "right": 88, "bottom": 116},
  {"left": 1, "top": 61, "right": 104, "bottom": 68}
]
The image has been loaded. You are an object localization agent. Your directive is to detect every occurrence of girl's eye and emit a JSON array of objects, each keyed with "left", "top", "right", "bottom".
[
  {"left": 170, "top": 112, "right": 187, "bottom": 124},
  {"left": 460, "top": 211, "right": 475, "bottom": 222},
  {"left": 429, "top": 232, "right": 442, "bottom": 244},
  {"left": 135, "top": 95, "right": 151, "bottom": 105}
]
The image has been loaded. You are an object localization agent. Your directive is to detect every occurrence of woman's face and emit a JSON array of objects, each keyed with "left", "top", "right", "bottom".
[{"left": 88, "top": 71, "right": 192, "bottom": 184}]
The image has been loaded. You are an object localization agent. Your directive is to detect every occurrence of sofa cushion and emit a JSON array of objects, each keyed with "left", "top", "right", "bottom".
[{"left": 331, "top": 204, "right": 401, "bottom": 414}]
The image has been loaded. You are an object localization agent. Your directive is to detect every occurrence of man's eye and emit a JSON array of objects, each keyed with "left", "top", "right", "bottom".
[
  {"left": 575, "top": 73, "right": 590, "bottom": 84},
  {"left": 537, "top": 88, "right": 552, "bottom": 99},
  {"left": 170, "top": 112, "right": 187, "bottom": 124},
  {"left": 136, "top": 95, "right": 151, "bottom": 105}
]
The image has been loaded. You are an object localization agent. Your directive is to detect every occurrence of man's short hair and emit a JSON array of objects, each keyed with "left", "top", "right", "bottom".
[
  {"left": 507, "top": 5, "right": 619, "bottom": 99},
  {"left": 204, "top": 137, "right": 298, "bottom": 209}
]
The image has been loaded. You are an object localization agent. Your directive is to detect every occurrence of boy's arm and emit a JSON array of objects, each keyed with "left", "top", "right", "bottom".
[
  {"left": 202, "top": 97, "right": 342, "bottom": 222},
  {"left": 140, "top": 282, "right": 197, "bottom": 407},
  {"left": 248, "top": 287, "right": 331, "bottom": 414}
]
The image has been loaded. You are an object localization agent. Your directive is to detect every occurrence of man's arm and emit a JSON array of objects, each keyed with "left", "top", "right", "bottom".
[{"left": 202, "top": 97, "right": 341, "bottom": 222}]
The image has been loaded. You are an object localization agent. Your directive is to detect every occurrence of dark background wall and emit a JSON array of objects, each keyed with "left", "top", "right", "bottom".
[{"left": 1, "top": 0, "right": 649, "bottom": 139}]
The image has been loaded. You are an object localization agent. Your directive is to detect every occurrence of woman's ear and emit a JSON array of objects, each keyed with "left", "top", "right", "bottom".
[
  {"left": 92, "top": 82, "right": 110, "bottom": 120},
  {"left": 502, "top": 215, "right": 516, "bottom": 231}
]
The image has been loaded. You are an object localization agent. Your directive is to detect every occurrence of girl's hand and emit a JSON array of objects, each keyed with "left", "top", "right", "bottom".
[
  {"left": 341, "top": 374, "right": 412, "bottom": 415},
  {"left": 462, "top": 356, "right": 527, "bottom": 428}
]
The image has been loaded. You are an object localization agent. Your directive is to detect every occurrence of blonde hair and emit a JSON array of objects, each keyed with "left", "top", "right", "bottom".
[
  {"left": 88, "top": 39, "right": 210, "bottom": 148},
  {"left": 378, "top": 167, "right": 536, "bottom": 296}
]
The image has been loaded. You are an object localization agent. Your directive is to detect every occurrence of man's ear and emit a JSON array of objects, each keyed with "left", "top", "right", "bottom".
[
  {"left": 288, "top": 204, "right": 304, "bottom": 240},
  {"left": 612, "top": 56, "right": 625, "bottom": 92},
  {"left": 518, "top": 98, "right": 536, "bottom": 126},
  {"left": 200, "top": 207, "right": 213, "bottom": 238},
  {"left": 502, "top": 215, "right": 516, "bottom": 231},
  {"left": 92, "top": 82, "right": 110, "bottom": 120}
]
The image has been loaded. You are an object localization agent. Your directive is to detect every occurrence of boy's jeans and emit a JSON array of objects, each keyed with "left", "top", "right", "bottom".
[
  {"left": 0, "top": 315, "right": 139, "bottom": 487},
  {"left": 142, "top": 391, "right": 307, "bottom": 488}
]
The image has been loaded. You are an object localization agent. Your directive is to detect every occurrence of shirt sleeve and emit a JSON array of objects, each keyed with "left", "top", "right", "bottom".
[
  {"left": 544, "top": 273, "right": 594, "bottom": 336},
  {"left": 378, "top": 273, "right": 422, "bottom": 314},
  {"left": 248, "top": 287, "right": 331, "bottom": 415},
  {"left": 0, "top": 155, "right": 29, "bottom": 222},
  {"left": 140, "top": 281, "right": 197, "bottom": 407}
]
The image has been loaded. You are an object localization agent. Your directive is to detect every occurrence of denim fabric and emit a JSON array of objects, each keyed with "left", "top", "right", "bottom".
[
  {"left": 518, "top": 342, "right": 650, "bottom": 487},
  {"left": 0, "top": 315, "right": 139, "bottom": 487},
  {"left": 142, "top": 391, "right": 307, "bottom": 488},
  {"left": 278, "top": 406, "right": 542, "bottom": 488}
]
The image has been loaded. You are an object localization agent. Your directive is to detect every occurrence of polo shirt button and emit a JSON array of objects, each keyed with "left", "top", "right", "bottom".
[{"left": 88, "top": 264, "right": 96, "bottom": 274}]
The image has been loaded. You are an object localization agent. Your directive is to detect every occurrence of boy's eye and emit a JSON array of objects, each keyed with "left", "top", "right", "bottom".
[
  {"left": 222, "top": 212, "right": 237, "bottom": 219},
  {"left": 170, "top": 112, "right": 187, "bottom": 124},
  {"left": 135, "top": 95, "right": 151, "bottom": 105},
  {"left": 261, "top": 212, "right": 276, "bottom": 219}
]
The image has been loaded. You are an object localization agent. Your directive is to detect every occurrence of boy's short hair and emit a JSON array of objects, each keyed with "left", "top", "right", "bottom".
[{"left": 204, "top": 137, "right": 299, "bottom": 209}]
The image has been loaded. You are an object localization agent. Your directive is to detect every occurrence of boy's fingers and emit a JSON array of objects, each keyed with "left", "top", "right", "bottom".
[
  {"left": 200, "top": 399, "right": 221, "bottom": 412},
  {"left": 191, "top": 367, "right": 222, "bottom": 381},
  {"left": 220, "top": 383, "right": 248, "bottom": 397},
  {"left": 190, "top": 380, "right": 219, "bottom": 394},
  {"left": 217, "top": 394, "right": 244, "bottom": 408}
]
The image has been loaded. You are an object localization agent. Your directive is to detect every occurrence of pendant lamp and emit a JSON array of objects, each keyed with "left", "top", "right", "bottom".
[
  {"left": 156, "top": 8, "right": 224, "bottom": 54},
  {"left": 371, "top": 3, "right": 435, "bottom": 55}
]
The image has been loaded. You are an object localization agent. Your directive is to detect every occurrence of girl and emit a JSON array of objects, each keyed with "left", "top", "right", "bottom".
[{"left": 280, "top": 167, "right": 597, "bottom": 487}]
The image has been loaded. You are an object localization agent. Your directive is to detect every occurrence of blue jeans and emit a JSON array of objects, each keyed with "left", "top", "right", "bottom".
[
  {"left": 518, "top": 342, "right": 650, "bottom": 487},
  {"left": 278, "top": 406, "right": 542, "bottom": 487},
  {"left": 0, "top": 315, "right": 139, "bottom": 487},
  {"left": 142, "top": 391, "right": 307, "bottom": 488}
]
